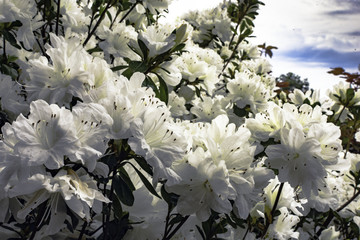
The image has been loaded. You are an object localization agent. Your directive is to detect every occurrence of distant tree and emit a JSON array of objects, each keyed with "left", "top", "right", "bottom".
[{"left": 276, "top": 72, "right": 310, "bottom": 93}]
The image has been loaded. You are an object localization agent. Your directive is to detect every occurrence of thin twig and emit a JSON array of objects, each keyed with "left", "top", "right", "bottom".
[
  {"left": 55, "top": 0, "right": 61, "bottom": 35},
  {"left": 163, "top": 206, "right": 172, "bottom": 237},
  {"left": 118, "top": 1, "right": 139, "bottom": 25},
  {"left": 2, "top": 37, "right": 7, "bottom": 62},
  {"left": 316, "top": 190, "right": 360, "bottom": 237},
  {"left": 78, "top": 221, "right": 88, "bottom": 240},
  {"left": 83, "top": 0, "right": 113, "bottom": 47},
  {"left": 163, "top": 215, "right": 189, "bottom": 240},
  {"left": 262, "top": 182, "right": 284, "bottom": 238},
  {"left": 218, "top": 4, "right": 250, "bottom": 78}
]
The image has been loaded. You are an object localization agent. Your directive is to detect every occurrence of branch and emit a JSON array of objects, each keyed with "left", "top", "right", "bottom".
[
  {"left": 83, "top": 1, "right": 113, "bottom": 47},
  {"left": 316, "top": 189, "right": 360, "bottom": 237},
  {"left": 262, "top": 182, "right": 284, "bottom": 238},
  {"left": 55, "top": 0, "right": 61, "bottom": 35}
]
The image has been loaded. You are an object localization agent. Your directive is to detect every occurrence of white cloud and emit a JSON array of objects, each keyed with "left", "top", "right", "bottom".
[{"left": 252, "top": 0, "right": 360, "bottom": 52}]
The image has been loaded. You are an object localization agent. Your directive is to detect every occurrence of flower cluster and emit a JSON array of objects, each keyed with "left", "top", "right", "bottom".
[{"left": 0, "top": 0, "right": 360, "bottom": 239}]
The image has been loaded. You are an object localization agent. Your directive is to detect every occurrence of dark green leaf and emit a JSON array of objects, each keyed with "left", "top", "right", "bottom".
[
  {"left": 121, "top": 67, "right": 134, "bottom": 78},
  {"left": 111, "top": 65, "right": 128, "bottom": 72},
  {"left": 106, "top": 10, "right": 113, "bottom": 23},
  {"left": 99, "top": 153, "right": 118, "bottom": 170},
  {"left": 113, "top": 174, "right": 134, "bottom": 206},
  {"left": 137, "top": 39, "right": 149, "bottom": 60},
  {"left": 195, "top": 86, "right": 201, "bottom": 98},
  {"left": 168, "top": 214, "right": 184, "bottom": 226},
  {"left": 346, "top": 88, "right": 355, "bottom": 103},
  {"left": 133, "top": 156, "right": 153, "bottom": 176},
  {"left": 2, "top": 31, "right": 21, "bottom": 49},
  {"left": 233, "top": 104, "right": 248, "bottom": 117},
  {"left": 118, "top": 167, "right": 135, "bottom": 191},
  {"left": 196, "top": 225, "right": 206, "bottom": 240},
  {"left": 127, "top": 162, "right": 161, "bottom": 199},
  {"left": 157, "top": 74, "right": 169, "bottom": 104},
  {"left": 161, "top": 185, "right": 179, "bottom": 207},
  {"left": 303, "top": 98, "right": 311, "bottom": 105},
  {"left": 128, "top": 61, "right": 148, "bottom": 73},
  {"left": 143, "top": 76, "right": 160, "bottom": 96},
  {"left": 172, "top": 43, "right": 186, "bottom": 53},
  {"left": 87, "top": 46, "right": 103, "bottom": 54},
  {"left": 112, "top": 194, "right": 124, "bottom": 220}
]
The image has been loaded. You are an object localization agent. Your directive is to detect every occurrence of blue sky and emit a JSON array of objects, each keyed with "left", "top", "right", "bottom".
[{"left": 167, "top": 0, "right": 360, "bottom": 95}]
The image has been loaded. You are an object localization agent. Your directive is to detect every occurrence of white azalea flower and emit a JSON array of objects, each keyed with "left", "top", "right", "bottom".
[
  {"left": 328, "top": 81, "right": 360, "bottom": 107},
  {"left": 289, "top": 89, "right": 320, "bottom": 106},
  {"left": 58, "top": 0, "right": 90, "bottom": 33},
  {"left": 355, "top": 128, "right": 360, "bottom": 142},
  {"left": 11, "top": 100, "right": 79, "bottom": 169},
  {"left": 167, "top": 148, "right": 236, "bottom": 221},
  {"left": 237, "top": 42, "right": 261, "bottom": 59},
  {"left": 227, "top": 71, "right": 271, "bottom": 113},
  {"left": 283, "top": 103, "right": 327, "bottom": 130},
  {"left": 300, "top": 171, "right": 342, "bottom": 215},
  {"left": 263, "top": 177, "right": 306, "bottom": 216},
  {"left": 26, "top": 33, "right": 90, "bottom": 106},
  {"left": 154, "top": 58, "right": 182, "bottom": 86},
  {"left": 319, "top": 226, "right": 340, "bottom": 240},
  {"left": 244, "top": 58, "right": 272, "bottom": 75},
  {"left": 307, "top": 123, "right": 342, "bottom": 165},
  {"left": 266, "top": 207, "right": 300, "bottom": 240},
  {"left": 8, "top": 169, "right": 109, "bottom": 235},
  {"left": 0, "top": 73, "right": 28, "bottom": 119},
  {"left": 232, "top": 166, "right": 274, "bottom": 219},
  {"left": 265, "top": 127, "right": 326, "bottom": 197},
  {"left": 136, "top": 24, "right": 176, "bottom": 59},
  {"left": 98, "top": 23, "right": 140, "bottom": 60},
  {"left": 190, "top": 96, "right": 227, "bottom": 122},
  {"left": 132, "top": 0, "right": 172, "bottom": 15},
  {"left": 168, "top": 91, "right": 189, "bottom": 118},
  {"left": 245, "top": 102, "right": 286, "bottom": 142},
  {"left": 69, "top": 102, "right": 113, "bottom": 172},
  {"left": 128, "top": 106, "right": 188, "bottom": 185}
]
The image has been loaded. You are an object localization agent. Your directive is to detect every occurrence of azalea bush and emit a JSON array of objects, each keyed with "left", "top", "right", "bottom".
[{"left": 0, "top": 0, "right": 360, "bottom": 239}]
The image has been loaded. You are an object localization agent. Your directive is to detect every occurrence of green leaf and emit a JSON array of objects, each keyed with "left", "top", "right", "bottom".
[
  {"left": 133, "top": 156, "right": 153, "bottom": 176},
  {"left": 127, "top": 162, "right": 161, "bottom": 199},
  {"left": 106, "top": 9, "right": 113, "bottom": 23},
  {"left": 118, "top": 167, "right": 135, "bottom": 191},
  {"left": 121, "top": 67, "right": 134, "bottom": 79},
  {"left": 233, "top": 104, "right": 248, "bottom": 117},
  {"left": 87, "top": 46, "right": 103, "bottom": 54},
  {"left": 161, "top": 185, "right": 179, "bottom": 207},
  {"left": 137, "top": 39, "right": 149, "bottom": 60},
  {"left": 128, "top": 61, "right": 148, "bottom": 73},
  {"left": 172, "top": 43, "right": 186, "bottom": 53},
  {"left": 143, "top": 76, "right": 160, "bottom": 95},
  {"left": 195, "top": 86, "right": 201, "bottom": 98},
  {"left": 2, "top": 31, "right": 21, "bottom": 49},
  {"left": 303, "top": 98, "right": 311, "bottom": 105},
  {"left": 157, "top": 74, "right": 169, "bottom": 104},
  {"left": 111, "top": 65, "right": 128, "bottom": 72},
  {"left": 196, "top": 225, "right": 206, "bottom": 240},
  {"left": 113, "top": 174, "right": 134, "bottom": 206},
  {"left": 168, "top": 214, "right": 184, "bottom": 226},
  {"left": 346, "top": 88, "right": 355, "bottom": 103},
  {"left": 99, "top": 153, "right": 118, "bottom": 170},
  {"left": 112, "top": 194, "right": 123, "bottom": 219}
]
